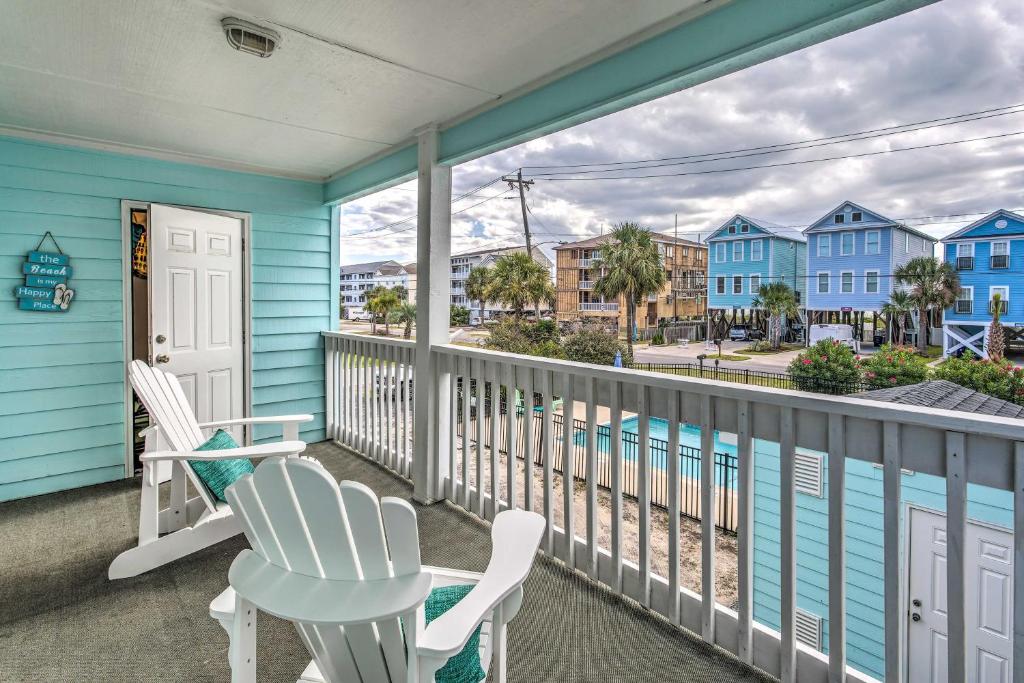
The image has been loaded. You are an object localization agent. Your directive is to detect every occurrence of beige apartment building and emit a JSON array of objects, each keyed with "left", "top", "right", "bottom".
[{"left": 554, "top": 233, "right": 707, "bottom": 332}]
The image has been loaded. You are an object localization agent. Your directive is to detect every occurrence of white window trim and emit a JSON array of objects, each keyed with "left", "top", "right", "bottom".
[
  {"left": 839, "top": 231, "right": 855, "bottom": 256},
  {"left": 817, "top": 234, "right": 831, "bottom": 257},
  {"left": 991, "top": 285, "right": 1010, "bottom": 302},
  {"left": 956, "top": 242, "right": 974, "bottom": 257},
  {"left": 740, "top": 223, "right": 750, "bottom": 233},
  {"left": 716, "top": 276, "right": 726, "bottom": 295},
  {"left": 865, "top": 230, "right": 881, "bottom": 255},
  {"left": 905, "top": 232, "right": 910, "bottom": 253},
  {"left": 751, "top": 239, "right": 763, "bottom": 261},
  {"left": 992, "top": 240, "right": 1009, "bottom": 256},
  {"left": 840, "top": 270, "right": 854, "bottom": 294},
  {"left": 749, "top": 273, "right": 762, "bottom": 293},
  {"left": 715, "top": 243, "right": 726, "bottom": 263},
  {"left": 864, "top": 270, "right": 880, "bottom": 294},
  {"left": 733, "top": 241, "right": 744, "bottom": 262},
  {"left": 956, "top": 285, "right": 973, "bottom": 313},
  {"left": 733, "top": 275, "right": 743, "bottom": 294},
  {"left": 817, "top": 271, "right": 831, "bottom": 294}
]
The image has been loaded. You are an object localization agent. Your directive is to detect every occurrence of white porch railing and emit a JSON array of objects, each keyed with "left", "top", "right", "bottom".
[
  {"left": 324, "top": 331, "right": 1024, "bottom": 683},
  {"left": 578, "top": 280, "right": 594, "bottom": 290},
  {"left": 578, "top": 302, "right": 618, "bottom": 312}
]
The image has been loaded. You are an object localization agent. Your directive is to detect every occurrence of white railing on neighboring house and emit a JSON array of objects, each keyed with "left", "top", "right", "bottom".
[
  {"left": 578, "top": 258, "right": 594, "bottom": 268},
  {"left": 578, "top": 280, "right": 594, "bottom": 290},
  {"left": 578, "top": 302, "right": 618, "bottom": 312},
  {"left": 324, "top": 330, "right": 1024, "bottom": 683},
  {"left": 323, "top": 332, "right": 416, "bottom": 479}
]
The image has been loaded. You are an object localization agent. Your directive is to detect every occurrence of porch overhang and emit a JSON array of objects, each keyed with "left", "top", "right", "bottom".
[{"left": 324, "top": 0, "right": 938, "bottom": 204}]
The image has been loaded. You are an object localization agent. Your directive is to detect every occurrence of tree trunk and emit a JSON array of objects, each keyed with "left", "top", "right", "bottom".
[
  {"left": 918, "top": 306, "right": 927, "bottom": 352},
  {"left": 404, "top": 320, "right": 412, "bottom": 339},
  {"left": 479, "top": 301, "right": 485, "bottom": 326},
  {"left": 534, "top": 302, "right": 541, "bottom": 320},
  {"left": 626, "top": 301, "right": 635, "bottom": 356}
]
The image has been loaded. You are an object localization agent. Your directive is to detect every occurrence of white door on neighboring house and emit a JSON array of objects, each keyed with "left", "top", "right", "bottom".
[
  {"left": 149, "top": 204, "right": 245, "bottom": 442},
  {"left": 907, "top": 507, "right": 1013, "bottom": 682}
]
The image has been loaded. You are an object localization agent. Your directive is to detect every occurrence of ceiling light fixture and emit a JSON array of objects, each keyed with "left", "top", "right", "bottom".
[{"left": 221, "top": 17, "right": 281, "bottom": 58}]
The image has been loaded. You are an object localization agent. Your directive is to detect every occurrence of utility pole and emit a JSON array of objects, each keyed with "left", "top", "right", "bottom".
[
  {"left": 503, "top": 170, "right": 534, "bottom": 255},
  {"left": 673, "top": 213, "right": 679, "bottom": 319}
]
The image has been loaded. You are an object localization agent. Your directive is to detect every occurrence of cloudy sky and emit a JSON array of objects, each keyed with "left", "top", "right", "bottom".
[{"left": 340, "top": 0, "right": 1024, "bottom": 266}]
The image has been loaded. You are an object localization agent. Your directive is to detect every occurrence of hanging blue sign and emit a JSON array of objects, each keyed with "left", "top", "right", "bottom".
[{"left": 13, "top": 232, "right": 75, "bottom": 312}]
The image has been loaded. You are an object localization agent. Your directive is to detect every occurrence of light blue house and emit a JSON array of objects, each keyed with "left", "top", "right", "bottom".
[
  {"left": 940, "top": 209, "right": 1024, "bottom": 358},
  {"left": 706, "top": 214, "right": 806, "bottom": 310},
  {"left": 804, "top": 202, "right": 936, "bottom": 333}
]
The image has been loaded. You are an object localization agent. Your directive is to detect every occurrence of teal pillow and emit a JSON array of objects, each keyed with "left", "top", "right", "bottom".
[
  {"left": 424, "top": 584, "right": 485, "bottom": 683},
  {"left": 189, "top": 429, "right": 254, "bottom": 502}
]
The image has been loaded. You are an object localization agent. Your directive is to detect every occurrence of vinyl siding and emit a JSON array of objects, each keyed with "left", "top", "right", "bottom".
[
  {"left": 753, "top": 438, "right": 1011, "bottom": 680},
  {"left": 943, "top": 237, "right": 1024, "bottom": 326},
  {"left": 0, "top": 136, "right": 333, "bottom": 501},
  {"left": 805, "top": 228, "right": 894, "bottom": 311},
  {"left": 708, "top": 234, "right": 772, "bottom": 309}
]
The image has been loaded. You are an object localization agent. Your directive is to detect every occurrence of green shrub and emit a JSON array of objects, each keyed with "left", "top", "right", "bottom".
[
  {"left": 486, "top": 319, "right": 565, "bottom": 359},
  {"left": 651, "top": 332, "right": 665, "bottom": 346},
  {"left": 449, "top": 305, "right": 470, "bottom": 327},
  {"left": 857, "top": 344, "right": 930, "bottom": 389},
  {"left": 564, "top": 328, "right": 632, "bottom": 366},
  {"left": 788, "top": 339, "right": 861, "bottom": 394},
  {"left": 934, "top": 354, "right": 1024, "bottom": 404}
]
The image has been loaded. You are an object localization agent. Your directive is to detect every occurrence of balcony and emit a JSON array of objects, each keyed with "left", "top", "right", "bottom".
[
  {"left": 578, "top": 302, "right": 619, "bottom": 312},
  {"left": 578, "top": 258, "right": 595, "bottom": 268},
  {"left": 579, "top": 280, "right": 595, "bottom": 290}
]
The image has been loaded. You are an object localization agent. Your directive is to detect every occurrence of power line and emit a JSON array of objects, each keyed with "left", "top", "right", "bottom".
[
  {"left": 521, "top": 102, "right": 1024, "bottom": 172},
  {"left": 531, "top": 130, "right": 1024, "bottom": 181},
  {"left": 344, "top": 191, "right": 515, "bottom": 240}
]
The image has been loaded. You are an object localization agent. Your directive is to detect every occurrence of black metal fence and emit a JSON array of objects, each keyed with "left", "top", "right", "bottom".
[
  {"left": 628, "top": 362, "right": 872, "bottom": 395},
  {"left": 455, "top": 393, "right": 738, "bottom": 533}
]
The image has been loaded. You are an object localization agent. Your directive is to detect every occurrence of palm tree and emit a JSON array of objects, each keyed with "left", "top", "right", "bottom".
[
  {"left": 393, "top": 302, "right": 416, "bottom": 339},
  {"left": 526, "top": 264, "right": 555, "bottom": 320},
  {"left": 988, "top": 292, "right": 1006, "bottom": 361},
  {"left": 593, "top": 222, "right": 667, "bottom": 356},
  {"left": 881, "top": 290, "right": 914, "bottom": 345},
  {"left": 464, "top": 266, "right": 492, "bottom": 325},
  {"left": 486, "top": 252, "right": 551, "bottom": 319},
  {"left": 751, "top": 282, "right": 798, "bottom": 349},
  {"left": 893, "top": 256, "right": 960, "bottom": 352},
  {"left": 367, "top": 286, "right": 400, "bottom": 336}
]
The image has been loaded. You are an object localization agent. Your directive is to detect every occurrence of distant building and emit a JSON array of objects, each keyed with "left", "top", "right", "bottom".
[
  {"left": 804, "top": 201, "right": 936, "bottom": 340},
  {"left": 941, "top": 209, "right": 1024, "bottom": 358},
  {"left": 450, "top": 245, "right": 554, "bottom": 324},
  {"left": 339, "top": 260, "right": 411, "bottom": 317},
  {"left": 403, "top": 262, "right": 417, "bottom": 307},
  {"left": 554, "top": 233, "right": 706, "bottom": 332},
  {"left": 706, "top": 214, "right": 807, "bottom": 310}
]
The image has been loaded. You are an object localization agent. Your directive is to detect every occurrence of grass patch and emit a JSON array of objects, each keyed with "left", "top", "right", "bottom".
[
  {"left": 710, "top": 354, "right": 750, "bottom": 361},
  {"left": 919, "top": 345, "right": 943, "bottom": 359},
  {"left": 737, "top": 344, "right": 801, "bottom": 355}
]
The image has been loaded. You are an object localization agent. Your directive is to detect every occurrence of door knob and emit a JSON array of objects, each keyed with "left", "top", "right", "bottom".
[
  {"left": 911, "top": 613, "right": 921, "bottom": 622},
  {"left": 155, "top": 334, "right": 166, "bottom": 344},
  {"left": 155, "top": 354, "right": 170, "bottom": 364}
]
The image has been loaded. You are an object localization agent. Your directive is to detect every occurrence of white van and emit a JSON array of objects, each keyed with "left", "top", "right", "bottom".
[{"left": 808, "top": 323, "right": 860, "bottom": 353}]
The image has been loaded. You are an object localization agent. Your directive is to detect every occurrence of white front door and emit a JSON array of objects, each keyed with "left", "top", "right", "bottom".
[
  {"left": 907, "top": 507, "right": 1013, "bottom": 682},
  {"left": 149, "top": 204, "right": 245, "bottom": 442}
]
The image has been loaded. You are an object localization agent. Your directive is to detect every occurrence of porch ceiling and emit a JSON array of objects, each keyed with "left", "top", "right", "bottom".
[{"left": 0, "top": 0, "right": 703, "bottom": 180}]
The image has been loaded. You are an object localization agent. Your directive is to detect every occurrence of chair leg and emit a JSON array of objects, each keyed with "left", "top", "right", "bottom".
[
  {"left": 492, "top": 604, "right": 507, "bottom": 683},
  {"left": 230, "top": 595, "right": 257, "bottom": 683},
  {"left": 168, "top": 461, "right": 188, "bottom": 531},
  {"left": 138, "top": 462, "right": 160, "bottom": 546}
]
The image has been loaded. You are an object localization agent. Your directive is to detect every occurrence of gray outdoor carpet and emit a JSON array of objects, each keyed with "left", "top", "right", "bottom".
[{"left": 0, "top": 441, "right": 774, "bottom": 682}]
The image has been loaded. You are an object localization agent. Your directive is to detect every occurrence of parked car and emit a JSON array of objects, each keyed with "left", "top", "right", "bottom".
[
  {"left": 809, "top": 323, "right": 860, "bottom": 353},
  {"left": 728, "top": 324, "right": 762, "bottom": 342},
  {"left": 348, "top": 308, "right": 373, "bottom": 322}
]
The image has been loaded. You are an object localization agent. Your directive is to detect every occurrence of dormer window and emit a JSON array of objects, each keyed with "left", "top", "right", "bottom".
[
  {"left": 728, "top": 225, "right": 736, "bottom": 234},
  {"left": 852, "top": 212, "right": 863, "bottom": 222},
  {"left": 740, "top": 223, "right": 750, "bottom": 233},
  {"left": 834, "top": 214, "right": 845, "bottom": 224}
]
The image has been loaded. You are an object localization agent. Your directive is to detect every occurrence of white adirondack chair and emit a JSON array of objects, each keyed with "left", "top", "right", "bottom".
[
  {"left": 108, "top": 360, "right": 312, "bottom": 580},
  {"left": 210, "top": 456, "right": 544, "bottom": 683}
]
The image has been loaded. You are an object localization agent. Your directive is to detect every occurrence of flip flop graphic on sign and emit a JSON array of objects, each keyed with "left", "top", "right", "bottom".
[{"left": 14, "top": 232, "right": 75, "bottom": 312}]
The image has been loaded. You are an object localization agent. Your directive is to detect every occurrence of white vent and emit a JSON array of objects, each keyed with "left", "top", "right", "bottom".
[
  {"left": 795, "top": 609, "right": 823, "bottom": 651},
  {"left": 794, "top": 448, "right": 824, "bottom": 497}
]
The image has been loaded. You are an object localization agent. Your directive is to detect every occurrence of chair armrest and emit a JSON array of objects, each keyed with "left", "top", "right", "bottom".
[
  {"left": 197, "top": 415, "right": 313, "bottom": 430},
  {"left": 417, "top": 510, "right": 544, "bottom": 660},
  {"left": 139, "top": 441, "right": 306, "bottom": 462}
]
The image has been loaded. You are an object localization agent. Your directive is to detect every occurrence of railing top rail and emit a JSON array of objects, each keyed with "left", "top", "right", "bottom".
[
  {"left": 322, "top": 330, "right": 417, "bottom": 350},
  {"left": 434, "top": 342, "right": 1024, "bottom": 442}
]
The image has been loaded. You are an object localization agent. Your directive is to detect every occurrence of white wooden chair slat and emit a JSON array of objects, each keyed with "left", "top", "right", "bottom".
[{"left": 217, "top": 457, "right": 544, "bottom": 683}]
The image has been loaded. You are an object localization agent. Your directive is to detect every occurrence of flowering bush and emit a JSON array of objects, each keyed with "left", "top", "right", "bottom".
[
  {"left": 857, "top": 344, "right": 930, "bottom": 389},
  {"left": 934, "top": 354, "right": 1024, "bottom": 404},
  {"left": 788, "top": 339, "right": 862, "bottom": 394}
]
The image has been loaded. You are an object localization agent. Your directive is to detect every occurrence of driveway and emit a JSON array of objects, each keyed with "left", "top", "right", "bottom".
[{"left": 632, "top": 339, "right": 806, "bottom": 371}]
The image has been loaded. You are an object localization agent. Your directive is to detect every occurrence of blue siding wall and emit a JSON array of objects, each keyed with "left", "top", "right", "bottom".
[
  {"left": 0, "top": 137, "right": 333, "bottom": 502},
  {"left": 753, "top": 439, "right": 1011, "bottom": 680},
  {"left": 943, "top": 217, "right": 1024, "bottom": 326},
  {"left": 770, "top": 238, "right": 806, "bottom": 302},
  {"left": 708, "top": 233, "right": 772, "bottom": 309},
  {"left": 805, "top": 228, "right": 893, "bottom": 311}
]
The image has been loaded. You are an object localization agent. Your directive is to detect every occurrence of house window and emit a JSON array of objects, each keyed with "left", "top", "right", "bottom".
[
  {"left": 750, "top": 274, "right": 761, "bottom": 293},
  {"left": 865, "top": 271, "right": 879, "bottom": 294},
  {"left": 716, "top": 276, "right": 726, "bottom": 295},
  {"left": 865, "top": 230, "right": 880, "bottom": 255},
  {"left": 852, "top": 211, "right": 863, "bottom": 222},
  {"left": 834, "top": 213, "right": 845, "bottom": 224},
  {"left": 666, "top": 245, "right": 674, "bottom": 258},
  {"left": 956, "top": 286, "right": 973, "bottom": 315},
  {"left": 841, "top": 271, "right": 853, "bottom": 294},
  {"left": 817, "top": 272, "right": 830, "bottom": 294},
  {"left": 991, "top": 286, "right": 1009, "bottom": 314},
  {"left": 840, "top": 232, "right": 854, "bottom": 256},
  {"left": 733, "top": 241, "right": 744, "bottom": 262},
  {"left": 715, "top": 243, "right": 726, "bottom": 263},
  {"left": 992, "top": 241, "right": 1009, "bottom": 269},
  {"left": 740, "top": 223, "right": 750, "bottom": 233},
  {"left": 817, "top": 234, "right": 831, "bottom": 257},
  {"left": 905, "top": 233, "right": 910, "bottom": 253},
  {"left": 751, "top": 239, "right": 763, "bottom": 261},
  {"left": 728, "top": 225, "right": 736, "bottom": 234},
  {"left": 733, "top": 276, "right": 743, "bottom": 294}
]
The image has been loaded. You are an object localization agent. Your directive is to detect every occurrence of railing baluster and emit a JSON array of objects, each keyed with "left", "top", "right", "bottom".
[
  {"left": 585, "top": 376, "right": 598, "bottom": 579},
  {"left": 377, "top": 344, "right": 385, "bottom": 464},
  {"left": 736, "top": 399, "right": 754, "bottom": 664},
  {"left": 523, "top": 369, "right": 535, "bottom": 514},
  {"left": 505, "top": 362, "right": 518, "bottom": 511},
  {"left": 360, "top": 340, "right": 369, "bottom": 455},
  {"left": 667, "top": 389, "right": 681, "bottom": 624},
  {"left": 779, "top": 405, "right": 796, "bottom": 683},
  {"left": 384, "top": 343, "right": 393, "bottom": 469},
  {"left": 945, "top": 430, "right": 967, "bottom": 683},
  {"left": 448, "top": 354, "right": 458, "bottom": 499},
  {"left": 398, "top": 346, "right": 407, "bottom": 473},
  {"left": 1014, "top": 442, "right": 1024, "bottom": 683},
  {"left": 883, "top": 421, "right": 901, "bottom": 683},
  {"left": 346, "top": 338, "right": 354, "bottom": 447},
  {"left": 392, "top": 344, "right": 400, "bottom": 470},
  {"left": 561, "top": 371, "right": 576, "bottom": 567},
  {"left": 638, "top": 384, "right": 651, "bottom": 607},
  {"left": 325, "top": 336, "right": 336, "bottom": 441},
  {"left": 405, "top": 346, "right": 413, "bottom": 478},
  {"left": 700, "top": 393, "right": 716, "bottom": 641},
  {"left": 542, "top": 370, "right": 555, "bottom": 555},
  {"left": 828, "top": 413, "right": 847, "bottom": 683},
  {"left": 475, "top": 358, "right": 486, "bottom": 519},
  {"left": 610, "top": 381, "right": 623, "bottom": 593},
  {"left": 489, "top": 362, "right": 501, "bottom": 520},
  {"left": 461, "top": 356, "right": 471, "bottom": 509}
]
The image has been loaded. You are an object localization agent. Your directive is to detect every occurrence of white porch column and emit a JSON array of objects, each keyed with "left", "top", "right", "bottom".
[{"left": 413, "top": 126, "right": 452, "bottom": 503}]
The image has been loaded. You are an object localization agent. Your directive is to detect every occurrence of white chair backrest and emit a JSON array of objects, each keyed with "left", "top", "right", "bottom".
[
  {"left": 227, "top": 457, "right": 421, "bottom": 683},
  {"left": 129, "top": 360, "right": 205, "bottom": 452}
]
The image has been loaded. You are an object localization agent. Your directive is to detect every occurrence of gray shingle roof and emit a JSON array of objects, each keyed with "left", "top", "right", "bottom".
[{"left": 856, "top": 380, "right": 1024, "bottom": 418}]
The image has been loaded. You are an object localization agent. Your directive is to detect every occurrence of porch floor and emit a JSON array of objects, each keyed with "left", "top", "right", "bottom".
[{"left": 0, "top": 441, "right": 773, "bottom": 682}]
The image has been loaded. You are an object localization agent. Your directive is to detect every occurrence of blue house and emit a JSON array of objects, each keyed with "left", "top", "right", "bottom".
[
  {"left": 940, "top": 209, "right": 1024, "bottom": 358},
  {"left": 804, "top": 202, "right": 936, "bottom": 337},
  {"left": 706, "top": 214, "right": 806, "bottom": 310}
]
